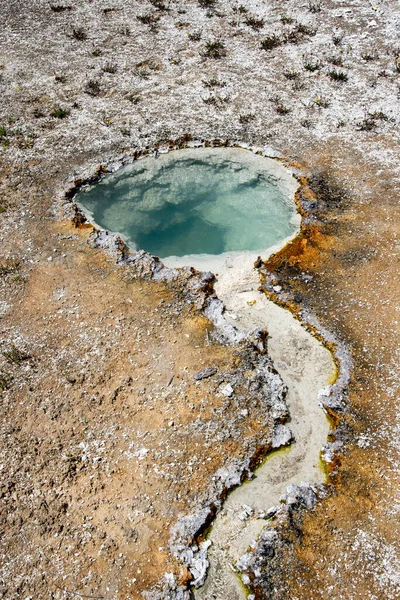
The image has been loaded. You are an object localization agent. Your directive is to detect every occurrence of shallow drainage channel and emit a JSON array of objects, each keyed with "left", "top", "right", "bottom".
[{"left": 77, "top": 147, "right": 337, "bottom": 599}]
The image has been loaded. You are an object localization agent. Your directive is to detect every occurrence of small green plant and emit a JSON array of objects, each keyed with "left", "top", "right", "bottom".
[
  {"left": 283, "top": 70, "right": 299, "bottom": 80},
  {"left": 126, "top": 93, "right": 141, "bottom": 104},
  {"left": 244, "top": 16, "right": 264, "bottom": 30},
  {"left": 50, "top": 5, "right": 72, "bottom": 12},
  {"left": 304, "top": 58, "right": 321, "bottom": 71},
  {"left": 315, "top": 96, "right": 330, "bottom": 108},
  {"left": 92, "top": 48, "right": 102, "bottom": 57},
  {"left": 328, "top": 55, "right": 344, "bottom": 67},
  {"left": 0, "top": 259, "right": 20, "bottom": 276},
  {"left": 369, "top": 111, "right": 389, "bottom": 121},
  {"left": 0, "top": 124, "right": 9, "bottom": 149},
  {"left": 119, "top": 25, "right": 130, "bottom": 36},
  {"left": 137, "top": 13, "right": 160, "bottom": 26},
  {"left": 204, "top": 41, "right": 226, "bottom": 58},
  {"left": 275, "top": 104, "right": 290, "bottom": 115},
  {"left": 72, "top": 27, "right": 87, "bottom": 41},
  {"left": 0, "top": 372, "right": 13, "bottom": 392},
  {"left": 85, "top": 79, "right": 101, "bottom": 96},
  {"left": 285, "top": 23, "right": 316, "bottom": 44},
  {"left": 203, "top": 96, "right": 218, "bottom": 105},
  {"left": 358, "top": 111, "right": 389, "bottom": 131},
  {"left": 332, "top": 34, "right": 343, "bottom": 46},
  {"left": 198, "top": 0, "right": 216, "bottom": 8},
  {"left": 362, "top": 52, "right": 378, "bottom": 61},
  {"left": 239, "top": 113, "right": 255, "bottom": 124},
  {"left": 328, "top": 69, "right": 348, "bottom": 82},
  {"left": 261, "top": 34, "right": 281, "bottom": 51},
  {"left": 51, "top": 106, "right": 71, "bottom": 118},
  {"left": 232, "top": 4, "right": 248, "bottom": 13},
  {"left": 293, "top": 80, "right": 306, "bottom": 91},
  {"left": 188, "top": 31, "right": 202, "bottom": 41},
  {"left": 308, "top": 0, "right": 321, "bottom": 12},
  {"left": 300, "top": 118, "right": 313, "bottom": 128},
  {"left": 102, "top": 62, "right": 117, "bottom": 74},
  {"left": 150, "top": 0, "right": 169, "bottom": 10},
  {"left": 2, "top": 344, "right": 31, "bottom": 365},
  {"left": 281, "top": 15, "right": 294, "bottom": 24},
  {"left": 202, "top": 77, "right": 225, "bottom": 88}
]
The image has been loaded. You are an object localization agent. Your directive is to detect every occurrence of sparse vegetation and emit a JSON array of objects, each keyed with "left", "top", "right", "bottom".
[
  {"left": 2, "top": 344, "right": 31, "bottom": 365},
  {"left": 262, "top": 23, "right": 315, "bottom": 53},
  {"left": 50, "top": 5, "right": 72, "bottom": 12},
  {"left": 72, "top": 27, "right": 87, "bottom": 41},
  {"left": 125, "top": 93, "right": 141, "bottom": 104},
  {"left": 0, "top": 372, "right": 13, "bottom": 392},
  {"left": 328, "top": 69, "right": 348, "bottom": 82},
  {"left": 54, "top": 73, "right": 67, "bottom": 83},
  {"left": 51, "top": 106, "right": 71, "bottom": 118},
  {"left": 84, "top": 79, "right": 101, "bottom": 96},
  {"left": 149, "top": 0, "right": 169, "bottom": 10},
  {"left": 188, "top": 31, "right": 202, "bottom": 41},
  {"left": 358, "top": 111, "right": 389, "bottom": 131},
  {"left": 284, "top": 70, "right": 300, "bottom": 80},
  {"left": 102, "top": 62, "right": 117, "bottom": 74},
  {"left": 328, "top": 55, "right": 344, "bottom": 67},
  {"left": 281, "top": 15, "right": 294, "bottom": 25},
  {"left": 304, "top": 58, "right": 322, "bottom": 71},
  {"left": 261, "top": 34, "right": 281, "bottom": 51},
  {"left": 293, "top": 79, "right": 306, "bottom": 91},
  {"left": 92, "top": 48, "right": 102, "bottom": 57},
  {"left": 198, "top": 0, "right": 216, "bottom": 8},
  {"left": 202, "top": 94, "right": 229, "bottom": 107},
  {"left": 239, "top": 113, "right": 255, "bottom": 124},
  {"left": 202, "top": 77, "right": 225, "bottom": 88},
  {"left": 275, "top": 103, "right": 291, "bottom": 115},
  {"left": 362, "top": 52, "right": 378, "bottom": 61},
  {"left": 308, "top": 1, "right": 321, "bottom": 13},
  {"left": 244, "top": 16, "right": 264, "bottom": 30},
  {"left": 0, "top": 259, "right": 20, "bottom": 276},
  {"left": 332, "top": 33, "right": 343, "bottom": 46},
  {"left": 232, "top": 4, "right": 248, "bottom": 13},
  {"left": 300, "top": 118, "right": 313, "bottom": 128},
  {"left": 136, "top": 13, "right": 160, "bottom": 27},
  {"left": 315, "top": 96, "right": 330, "bottom": 108},
  {"left": 32, "top": 107, "right": 45, "bottom": 118},
  {"left": 204, "top": 41, "right": 226, "bottom": 59}
]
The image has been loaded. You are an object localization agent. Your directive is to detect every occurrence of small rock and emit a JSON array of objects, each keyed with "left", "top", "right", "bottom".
[
  {"left": 238, "top": 504, "right": 254, "bottom": 521},
  {"left": 221, "top": 383, "right": 234, "bottom": 397},
  {"left": 193, "top": 367, "right": 217, "bottom": 380}
]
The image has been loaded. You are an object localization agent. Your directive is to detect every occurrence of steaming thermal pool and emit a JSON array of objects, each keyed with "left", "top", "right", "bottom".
[{"left": 77, "top": 147, "right": 300, "bottom": 262}]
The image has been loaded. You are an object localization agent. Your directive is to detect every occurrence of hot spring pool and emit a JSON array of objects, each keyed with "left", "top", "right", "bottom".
[{"left": 76, "top": 148, "right": 300, "bottom": 267}]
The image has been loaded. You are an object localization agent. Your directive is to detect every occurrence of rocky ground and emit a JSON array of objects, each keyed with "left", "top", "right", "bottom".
[{"left": 0, "top": 1, "right": 399, "bottom": 599}]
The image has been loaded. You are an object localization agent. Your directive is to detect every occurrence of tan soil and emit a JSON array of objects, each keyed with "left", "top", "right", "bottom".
[{"left": 0, "top": 218, "right": 279, "bottom": 599}]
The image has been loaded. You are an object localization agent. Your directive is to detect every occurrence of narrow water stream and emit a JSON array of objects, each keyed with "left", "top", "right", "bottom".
[{"left": 193, "top": 262, "right": 336, "bottom": 599}]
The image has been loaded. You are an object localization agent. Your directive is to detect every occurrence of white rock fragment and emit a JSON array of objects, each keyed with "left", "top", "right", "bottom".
[{"left": 220, "top": 383, "right": 234, "bottom": 397}]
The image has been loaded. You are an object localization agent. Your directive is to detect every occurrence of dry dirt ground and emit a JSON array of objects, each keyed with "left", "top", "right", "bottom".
[{"left": 0, "top": 1, "right": 399, "bottom": 599}]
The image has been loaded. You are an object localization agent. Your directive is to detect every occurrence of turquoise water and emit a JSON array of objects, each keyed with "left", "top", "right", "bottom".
[{"left": 77, "top": 149, "right": 297, "bottom": 258}]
